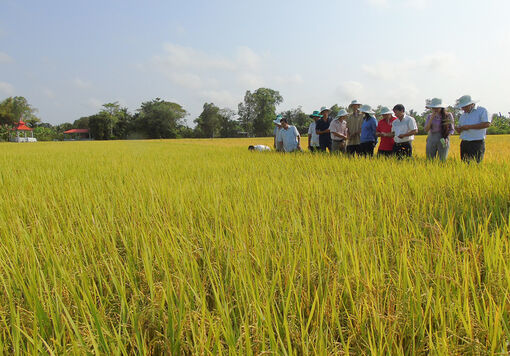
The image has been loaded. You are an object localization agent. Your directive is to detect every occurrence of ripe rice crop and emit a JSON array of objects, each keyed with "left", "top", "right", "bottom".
[{"left": 0, "top": 136, "right": 509, "bottom": 354}]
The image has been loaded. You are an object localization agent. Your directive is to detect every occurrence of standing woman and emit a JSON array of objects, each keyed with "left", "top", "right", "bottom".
[
  {"left": 376, "top": 107, "right": 396, "bottom": 156},
  {"left": 359, "top": 104, "right": 378, "bottom": 156},
  {"left": 424, "top": 98, "right": 455, "bottom": 161}
]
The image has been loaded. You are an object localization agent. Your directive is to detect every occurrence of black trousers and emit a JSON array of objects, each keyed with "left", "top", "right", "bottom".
[
  {"left": 318, "top": 141, "right": 331, "bottom": 152},
  {"left": 377, "top": 149, "right": 394, "bottom": 157},
  {"left": 393, "top": 142, "right": 413, "bottom": 159},
  {"left": 308, "top": 146, "right": 320, "bottom": 152},
  {"left": 460, "top": 140, "right": 485, "bottom": 163},
  {"left": 346, "top": 144, "right": 360, "bottom": 155},
  {"left": 359, "top": 141, "right": 375, "bottom": 156}
]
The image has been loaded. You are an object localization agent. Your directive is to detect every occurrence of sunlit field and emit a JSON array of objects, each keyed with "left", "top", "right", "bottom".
[{"left": 0, "top": 136, "right": 509, "bottom": 355}]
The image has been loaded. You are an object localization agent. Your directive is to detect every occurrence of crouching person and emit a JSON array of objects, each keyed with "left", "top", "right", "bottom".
[{"left": 277, "top": 118, "right": 302, "bottom": 152}]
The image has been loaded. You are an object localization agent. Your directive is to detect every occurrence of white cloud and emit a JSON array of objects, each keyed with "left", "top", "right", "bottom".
[
  {"left": 366, "top": 0, "right": 429, "bottom": 8},
  {"left": 87, "top": 97, "right": 103, "bottom": 110},
  {"left": 43, "top": 88, "right": 56, "bottom": 99},
  {"left": 362, "top": 51, "right": 458, "bottom": 80},
  {"left": 74, "top": 77, "right": 92, "bottom": 89},
  {"left": 236, "top": 46, "right": 261, "bottom": 70},
  {"left": 237, "top": 72, "right": 265, "bottom": 88},
  {"left": 336, "top": 81, "right": 364, "bottom": 101},
  {"left": 155, "top": 43, "right": 236, "bottom": 71},
  {"left": 0, "top": 81, "right": 14, "bottom": 95},
  {"left": 0, "top": 52, "right": 12, "bottom": 63},
  {"left": 199, "top": 90, "right": 239, "bottom": 107}
]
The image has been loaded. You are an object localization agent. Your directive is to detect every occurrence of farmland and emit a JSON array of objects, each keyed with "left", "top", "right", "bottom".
[{"left": 0, "top": 136, "right": 509, "bottom": 354}]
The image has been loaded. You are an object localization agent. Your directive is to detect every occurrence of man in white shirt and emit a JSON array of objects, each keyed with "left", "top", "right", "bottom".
[
  {"left": 390, "top": 104, "right": 418, "bottom": 158},
  {"left": 248, "top": 145, "right": 271, "bottom": 151},
  {"left": 455, "top": 95, "right": 491, "bottom": 163},
  {"left": 277, "top": 118, "right": 301, "bottom": 152},
  {"left": 307, "top": 111, "right": 322, "bottom": 152}
]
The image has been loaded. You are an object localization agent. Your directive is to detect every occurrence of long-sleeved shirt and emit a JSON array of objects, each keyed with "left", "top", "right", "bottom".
[
  {"left": 360, "top": 116, "right": 377, "bottom": 143},
  {"left": 345, "top": 112, "right": 363, "bottom": 146},
  {"left": 425, "top": 113, "right": 455, "bottom": 136}
]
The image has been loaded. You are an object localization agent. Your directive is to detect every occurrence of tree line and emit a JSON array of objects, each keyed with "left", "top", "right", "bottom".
[{"left": 1, "top": 89, "right": 510, "bottom": 141}]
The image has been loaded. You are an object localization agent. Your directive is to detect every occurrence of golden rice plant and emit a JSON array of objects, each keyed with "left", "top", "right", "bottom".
[{"left": 0, "top": 136, "right": 509, "bottom": 355}]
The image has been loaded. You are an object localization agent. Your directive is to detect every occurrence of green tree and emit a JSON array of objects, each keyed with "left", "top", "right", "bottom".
[
  {"left": 194, "top": 103, "right": 220, "bottom": 138},
  {"left": 73, "top": 117, "right": 90, "bottom": 129},
  {"left": 88, "top": 112, "right": 113, "bottom": 140},
  {"left": 218, "top": 109, "right": 241, "bottom": 138},
  {"left": 280, "top": 107, "right": 311, "bottom": 134},
  {"left": 33, "top": 126, "right": 58, "bottom": 141},
  {"left": 134, "top": 98, "right": 187, "bottom": 139},
  {"left": 238, "top": 88, "right": 283, "bottom": 137},
  {"left": 0, "top": 96, "right": 40, "bottom": 126}
]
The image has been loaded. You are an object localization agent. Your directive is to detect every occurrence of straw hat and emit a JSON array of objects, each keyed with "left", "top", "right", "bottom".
[
  {"left": 379, "top": 107, "right": 394, "bottom": 115},
  {"left": 335, "top": 109, "right": 349, "bottom": 118},
  {"left": 455, "top": 95, "right": 478, "bottom": 109},
  {"left": 359, "top": 104, "right": 374, "bottom": 114},
  {"left": 425, "top": 98, "right": 446, "bottom": 109}
]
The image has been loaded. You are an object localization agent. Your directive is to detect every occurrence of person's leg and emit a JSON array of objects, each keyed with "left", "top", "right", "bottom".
[
  {"left": 346, "top": 145, "right": 355, "bottom": 155},
  {"left": 438, "top": 137, "right": 450, "bottom": 161},
  {"left": 339, "top": 141, "right": 346, "bottom": 154},
  {"left": 474, "top": 140, "right": 485, "bottom": 163},
  {"left": 426, "top": 133, "right": 438, "bottom": 160},
  {"left": 331, "top": 141, "right": 340, "bottom": 154},
  {"left": 406, "top": 142, "right": 413, "bottom": 157},
  {"left": 367, "top": 142, "right": 375, "bottom": 156},
  {"left": 461, "top": 140, "right": 478, "bottom": 162}
]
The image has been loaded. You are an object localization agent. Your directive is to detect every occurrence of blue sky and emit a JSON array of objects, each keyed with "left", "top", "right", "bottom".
[{"left": 1, "top": 0, "right": 510, "bottom": 125}]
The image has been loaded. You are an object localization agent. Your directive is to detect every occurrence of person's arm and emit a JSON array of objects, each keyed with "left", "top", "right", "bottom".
[
  {"left": 297, "top": 134, "right": 301, "bottom": 150},
  {"left": 460, "top": 122, "right": 491, "bottom": 130},
  {"left": 424, "top": 115, "right": 433, "bottom": 132},
  {"left": 398, "top": 118, "right": 418, "bottom": 138}
]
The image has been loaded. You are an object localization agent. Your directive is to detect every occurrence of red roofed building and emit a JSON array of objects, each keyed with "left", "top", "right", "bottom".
[
  {"left": 10, "top": 120, "right": 37, "bottom": 142},
  {"left": 63, "top": 128, "right": 91, "bottom": 140}
]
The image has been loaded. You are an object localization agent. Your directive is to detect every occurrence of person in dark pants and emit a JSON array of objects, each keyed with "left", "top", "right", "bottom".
[
  {"left": 455, "top": 95, "right": 491, "bottom": 163},
  {"left": 345, "top": 100, "right": 363, "bottom": 155},
  {"left": 315, "top": 106, "right": 332, "bottom": 152},
  {"left": 376, "top": 106, "right": 396, "bottom": 157},
  {"left": 359, "top": 104, "right": 377, "bottom": 156},
  {"left": 391, "top": 104, "right": 418, "bottom": 159}
]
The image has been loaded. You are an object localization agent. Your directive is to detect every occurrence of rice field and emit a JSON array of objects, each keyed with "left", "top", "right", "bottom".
[{"left": 0, "top": 136, "right": 509, "bottom": 355}]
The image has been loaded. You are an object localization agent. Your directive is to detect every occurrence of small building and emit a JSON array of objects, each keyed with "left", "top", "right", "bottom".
[
  {"left": 10, "top": 120, "right": 37, "bottom": 142},
  {"left": 63, "top": 128, "right": 91, "bottom": 141}
]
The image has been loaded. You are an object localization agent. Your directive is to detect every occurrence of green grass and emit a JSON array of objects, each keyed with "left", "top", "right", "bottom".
[{"left": 0, "top": 136, "right": 509, "bottom": 354}]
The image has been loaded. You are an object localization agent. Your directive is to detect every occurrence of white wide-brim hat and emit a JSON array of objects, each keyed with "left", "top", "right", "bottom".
[
  {"left": 349, "top": 100, "right": 362, "bottom": 106},
  {"left": 273, "top": 115, "right": 283, "bottom": 125},
  {"left": 455, "top": 95, "right": 478, "bottom": 109},
  {"left": 360, "top": 104, "right": 374, "bottom": 114},
  {"left": 320, "top": 106, "right": 331, "bottom": 113},
  {"left": 425, "top": 98, "right": 446, "bottom": 109},
  {"left": 379, "top": 106, "right": 394, "bottom": 115},
  {"left": 336, "top": 109, "right": 349, "bottom": 118}
]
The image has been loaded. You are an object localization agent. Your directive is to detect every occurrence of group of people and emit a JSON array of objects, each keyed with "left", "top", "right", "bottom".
[{"left": 259, "top": 95, "right": 490, "bottom": 162}]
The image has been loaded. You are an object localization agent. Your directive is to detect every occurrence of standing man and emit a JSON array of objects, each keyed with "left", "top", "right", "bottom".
[
  {"left": 391, "top": 104, "right": 418, "bottom": 159},
  {"left": 376, "top": 107, "right": 397, "bottom": 156},
  {"left": 345, "top": 100, "right": 363, "bottom": 155},
  {"left": 307, "top": 111, "right": 322, "bottom": 152},
  {"left": 273, "top": 114, "right": 283, "bottom": 151},
  {"left": 277, "top": 118, "right": 301, "bottom": 152},
  {"left": 329, "top": 109, "right": 349, "bottom": 154},
  {"left": 455, "top": 95, "right": 491, "bottom": 163},
  {"left": 315, "top": 106, "right": 332, "bottom": 152}
]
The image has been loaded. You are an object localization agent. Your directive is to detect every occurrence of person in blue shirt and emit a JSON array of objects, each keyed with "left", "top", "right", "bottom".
[
  {"left": 455, "top": 95, "right": 491, "bottom": 163},
  {"left": 359, "top": 104, "right": 378, "bottom": 156}
]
